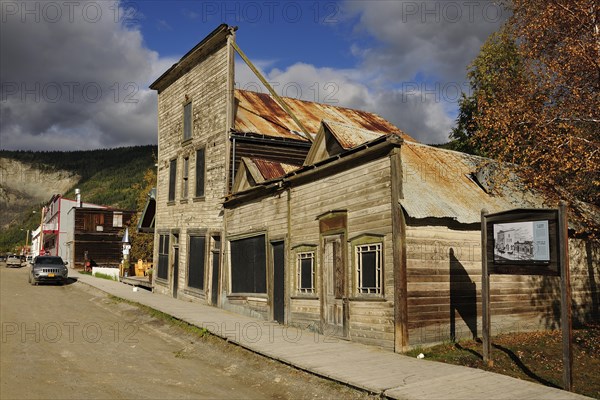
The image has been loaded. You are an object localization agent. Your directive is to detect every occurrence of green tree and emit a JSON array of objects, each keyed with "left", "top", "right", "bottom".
[
  {"left": 128, "top": 166, "right": 156, "bottom": 262},
  {"left": 448, "top": 27, "right": 523, "bottom": 156}
]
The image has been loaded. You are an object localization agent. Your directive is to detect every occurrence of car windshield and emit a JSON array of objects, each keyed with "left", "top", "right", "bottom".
[{"left": 35, "top": 257, "right": 64, "bottom": 265}]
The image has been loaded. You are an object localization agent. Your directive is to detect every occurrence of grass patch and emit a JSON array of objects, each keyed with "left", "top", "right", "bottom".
[
  {"left": 406, "top": 324, "right": 600, "bottom": 398},
  {"left": 107, "top": 295, "right": 210, "bottom": 339},
  {"left": 93, "top": 272, "right": 118, "bottom": 281}
]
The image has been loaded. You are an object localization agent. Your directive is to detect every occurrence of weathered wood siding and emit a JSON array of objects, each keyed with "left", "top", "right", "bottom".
[
  {"left": 405, "top": 225, "right": 600, "bottom": 345},
  {"left": 223, "top": 193, "right": 289, "bottom": 319},
  {"left": 72, "top": 209, "right": 134, "bottom": 268},
  {"left": 292, "top": 157, "right": 395, "bottom": 350},
  {"left": 224, "top": 156, "right": 396, "bottom": 349},
  {"left": 154, "top": 38, "right": 231, "bottom": 298}
]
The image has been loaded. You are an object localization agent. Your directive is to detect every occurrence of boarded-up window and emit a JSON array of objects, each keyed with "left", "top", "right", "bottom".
[
  {"left": 113, "top": 212, "right": 123, "bottom": 228},
  {"left": 188, "top": 235, "right": 205, "bottom": 290},
  {"left": 168, "top": 159, "right": 177, "bottom": 202},
  {"left": 182, "top": 157, "right": 189, "bottom": 199},
  {"left": 183, "top": 102, "right": 192, "bottom": 141},
  {"left": 230, "top": 235, "right": 266, "bottom": 294},
  {"left": 195, "top": 148, "right": 205, "bottom": 198},
  {"left": 83, "top": 213, "right": 105, "bottom": 232},
  {"left": 356, "top": 243, "right": 382, "bottom": 294},
  {"left": 157, "top": 234, "right": 169, "bottom": 280},
  {"left": 297, "top": 252, "right": 315, "bottom": 293}
]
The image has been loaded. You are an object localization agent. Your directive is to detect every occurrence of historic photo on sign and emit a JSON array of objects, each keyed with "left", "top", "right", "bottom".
[{"left": 493, "top": 220, "right": 550, "bottom": 262}]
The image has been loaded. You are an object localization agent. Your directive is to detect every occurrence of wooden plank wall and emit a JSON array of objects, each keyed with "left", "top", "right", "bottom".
[
  {"left": 405, "top": 225, "right": 600, "bottom": 345},
  {"left": 224, "top": 192, "right": 289, "bottom": 320},
  {"left": 153, "top": 40, "right": 230, "bottom": 298},
  {"left": 290, "top": 157, "right": 395, "bottom": 349}
]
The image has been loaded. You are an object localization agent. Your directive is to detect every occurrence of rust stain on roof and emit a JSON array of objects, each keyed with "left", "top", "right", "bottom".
[
  {"left": 400, "top": 142, "right": 544, "bottom": 224},
  {"left": 323, "top": 119, "right": 385, "bottom": 149},
  {"left": 234, "top": 89, "right": 416, "bottom": 142},
  {"left": 250, "top": 158, "right": 300, "bottom": 181}
]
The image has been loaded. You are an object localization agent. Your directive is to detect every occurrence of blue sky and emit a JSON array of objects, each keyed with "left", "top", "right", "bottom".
[{"left": 0, "top": 1, "right": 507, "bottom": 150}]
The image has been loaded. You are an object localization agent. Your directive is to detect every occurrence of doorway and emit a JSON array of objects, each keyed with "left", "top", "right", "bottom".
[
  {"left": 172, "top": 246, "right": 179, "bottom": 298},
  {"left": 272, "top": 241, "right": 285, "bottom": 323},
  {"left": 210, "top": 235, "right": 221, "bottom": 306},
  {"left": 321, "top": 234, "right": 348, "bottom": 338}
]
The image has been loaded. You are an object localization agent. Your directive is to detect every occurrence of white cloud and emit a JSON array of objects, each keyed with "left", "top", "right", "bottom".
[
  {"left": 235, "top": 60, "right": 453, "bottom": 143},
  {"left": 233, "top": 1, "right": 506, "bottom": 144},
  {"left": 0, "top": 0, "right": 174, "bottom": 151}
]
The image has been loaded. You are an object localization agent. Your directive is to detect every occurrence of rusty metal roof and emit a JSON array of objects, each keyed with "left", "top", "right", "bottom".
[
  {"left": 234, "top": 89, "right": 415, "bottom": 142},
  {"left": 323, "top": 119, "right": 385, "bottom": 149},
  {"left": 400, "top": 142, "right": 546, "bottom": 224},
  {"left": 250, "top": 158, "right": 300, "bottom": 181}
]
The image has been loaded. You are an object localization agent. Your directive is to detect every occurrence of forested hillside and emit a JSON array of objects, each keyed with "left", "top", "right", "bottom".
[{"left": 0, "top": 145, "right": 157, "bottom": 252}]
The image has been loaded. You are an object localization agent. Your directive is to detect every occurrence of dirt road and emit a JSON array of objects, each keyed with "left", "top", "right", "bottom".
[{"left": 1, "top": 264, "right": 372, "bottom": 399}]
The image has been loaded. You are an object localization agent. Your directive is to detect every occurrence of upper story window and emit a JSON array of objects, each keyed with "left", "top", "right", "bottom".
[
  {"left": 195, "top": 147, "right": 205, "bottom": 198},
  {"left": 168, "top": 158, "right": 177, "bottom": 202},
  {"left": 182, "top": 157, "right": 189, "bottom": 199},
  {"left": 183, "top": 102, "right": 192, "bottom": 141},
  {"left": 113, "top": 212, "right": 123, "bottom": 228},
  {"left": 83, "top": 213, "right": 105, "bottom": 232}
]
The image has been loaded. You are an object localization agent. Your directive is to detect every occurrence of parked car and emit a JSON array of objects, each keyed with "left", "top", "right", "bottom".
[
  {"left": 29, "top": 256, "right": 68, "bottom": 285},
  {"left": 7, "top": 255, "right": 21, "bottom": 268},
  {"left": 25, "top": 255, "right": 33, "bottom": 265}
]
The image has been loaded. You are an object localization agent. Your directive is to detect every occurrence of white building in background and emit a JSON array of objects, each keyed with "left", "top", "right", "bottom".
[{"left": 30, "top": 226, "right": 41, "bottom": 257}]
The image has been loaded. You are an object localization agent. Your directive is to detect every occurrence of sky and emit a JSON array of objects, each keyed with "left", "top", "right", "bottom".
[{"left": 0, "top": 0, "right": 508, "bottom": 151}]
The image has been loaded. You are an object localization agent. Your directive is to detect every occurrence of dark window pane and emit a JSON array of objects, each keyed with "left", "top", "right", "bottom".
[
  {"left": 157, "top": 234, "right": 170, "bottom": 280},
  {"left": 195, "top": 148, "right": 205, "bottom": 197},
  {"left": 230, "top": 235, "right": 266, "bottom": 294},
  {"left": 361, "top": 251, "right": 376, "bottom": 288},
  {"left": 188, "top": 236, "right": 205, "bottom": 290},
  {"left": 183, "top": 103, "right": 192, "bottom": 140},
  {"left": 300, "top": 258, "right": 312, "bottom": 289},
  {"left": 168, "top": 159, "right": 177, "bottom": 202}
]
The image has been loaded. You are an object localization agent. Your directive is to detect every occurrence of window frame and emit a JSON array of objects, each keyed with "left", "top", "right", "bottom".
[
  {"left": 195, "top": 147, "right": 205, "bottom": 199},
  {"left": 293, "top": 244, "right": 318, "bottom": 297},
  {"left": 112, "top": 211, "right": 123, "bottom": 228},
  {"left": 183, "top": 101, "right": 192, "bottom": 142},
  {"left": 168, "top": 158, "right": 177, "bottom": 203},
  {"left": 187, "top": 233, "right": 206, "bottom": 292},
  {"left": 182, "top": 156, "right": 189, "bottom": 200},
  {"left": 157, "top": 234, "right": 170, "bottom": 281},
  {"left": 350, "top": 234, "right": 385, "bottom": 298},
  {"left": 228, "top": 234, "right": 267, "bottom": 296}
]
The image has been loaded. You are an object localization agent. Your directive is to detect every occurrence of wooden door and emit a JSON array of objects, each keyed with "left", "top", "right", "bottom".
[
  {"left": 321, "top": 235, "right": 347, "bottom": 338},
  {"left": 172, "top": 246, "right": 179, "bottom": 298},
  {"left": 210, "top": 236, "right": 220, "bottom": 306},
  {"left": 272, "top": 241, "right": 285, "bottom": 323}
]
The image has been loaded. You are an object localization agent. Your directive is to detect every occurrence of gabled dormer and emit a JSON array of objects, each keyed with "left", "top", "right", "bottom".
[
  {"left": 304, "top": 120, "right": 386, "bottom": 165},
  {"left": 232, "top": 157, "right": 300, "bottom": 193}
]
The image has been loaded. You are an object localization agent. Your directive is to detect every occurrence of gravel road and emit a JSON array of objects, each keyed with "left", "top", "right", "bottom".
[{"left": 1, "top": 264, "right": 373, "bottom": 399}]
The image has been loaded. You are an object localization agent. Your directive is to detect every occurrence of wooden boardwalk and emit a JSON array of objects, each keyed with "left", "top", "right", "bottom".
[{"left": 70, "top": 270, "right": 591, "bottom": 400}]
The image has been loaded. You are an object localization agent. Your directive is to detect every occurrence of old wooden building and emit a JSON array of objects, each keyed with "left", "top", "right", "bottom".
[
  {"left": 149, "top": 24, "right": 599, "bottom": 351},
  {"left": 67, "top": 207, "right": 134, "bottom": 268}
]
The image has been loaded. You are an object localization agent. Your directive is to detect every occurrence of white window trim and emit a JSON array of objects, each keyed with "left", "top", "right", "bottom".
[
  {"left": 297, "top": 251, "right": 315, "bottom": 294},
  {"left": 355, "top": 242, "right": 382, "bottom": 295}
]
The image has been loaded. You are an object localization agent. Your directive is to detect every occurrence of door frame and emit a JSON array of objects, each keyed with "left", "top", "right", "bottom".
[
  {"left": 271, "top": 239, "right": 285, "bottom": 324},
  {"left": 209, "top": 233, "right": 221, "bottom": 306},
  {"left": 170, "top": 231, "right": 180, "bottom": 299},
  {"left": 317, "top": 210, "right": 349, "bottom": 339}
]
